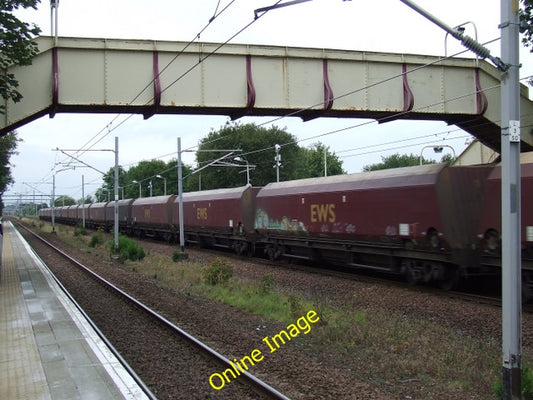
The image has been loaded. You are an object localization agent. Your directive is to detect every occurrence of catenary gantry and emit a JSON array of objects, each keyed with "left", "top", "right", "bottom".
[{"left": 2, "top": 36, "right": 533, "bottom": 152}]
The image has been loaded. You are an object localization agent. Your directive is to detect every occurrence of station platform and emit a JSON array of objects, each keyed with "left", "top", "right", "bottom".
[{"left": 0, "top": 221, "right": 150, "bottom": 400}]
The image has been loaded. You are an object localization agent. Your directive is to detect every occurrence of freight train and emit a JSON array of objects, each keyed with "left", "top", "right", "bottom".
[{"left": 39, "top": 153, "right": 533, "bottom": 297}]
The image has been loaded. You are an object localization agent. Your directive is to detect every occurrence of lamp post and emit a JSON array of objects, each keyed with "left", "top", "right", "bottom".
[
  {"left": 274, "top": 144, "right": 281, "bottom": 182},
  {"left": 419, "top": 144, "right": 456, "bottom": 165},
  {"left": 233, "top": 156, "right": 255, "bottom": 185},
  {"left": 132, "top": 180, "right": 142, "bottom": 198},
  {"left": 101, "top": 187, "right": 110, "bottom": 202},
  {"left": 156, "top": 174, "right": 167, "bottom": 196}
]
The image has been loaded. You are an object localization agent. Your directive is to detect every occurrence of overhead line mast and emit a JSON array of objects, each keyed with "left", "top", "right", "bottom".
[{"left": 400, "top": 1, "right": 521, "bottom": 398}]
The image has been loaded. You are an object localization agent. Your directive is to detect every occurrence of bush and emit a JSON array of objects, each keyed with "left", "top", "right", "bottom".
[
  {"left": 203, "top": 258, "right": 233, "bottom": 285},
  {"left": 89, "top": 233, "right": 103, "bottom": 248},
  {"left": 172, "top": 251, "right": 188, "bottom": 262},
  {"left": 110, "top": 235, "right": 146, "bottom": 261},
  {"left": 493, "top": 362, "right": 533, "bottom": 399},
  {"left": 74, "top": 223, "right": 87, "bottom": 237}
]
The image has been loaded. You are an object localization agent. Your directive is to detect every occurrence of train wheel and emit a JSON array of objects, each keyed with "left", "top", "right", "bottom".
[
  {"left": 404, "top": 260, "right": 423, "bottom": 285},
  {"left": 246, "top": 242, "right": 256, "bottom": 257},
  {"left": 484, "top": 229, "right": 500, "bottom": 252},
  {"left": 427, "top": 228, "right": 440, "bottom": 250},
  {"left": 265, "top": 245, "right": 276, "bottom": 261},
  {"left": 522, "top": 273, "right": 533, "bottom": 303},
  {"left": 265, "top": 244, "right": 282, "bottom": 261},
  {"left": 438, "top": 266, "right": 459, "bottom": 290},
  {"left": 234, "top": 241, "right": 248, "bottom": 256}
]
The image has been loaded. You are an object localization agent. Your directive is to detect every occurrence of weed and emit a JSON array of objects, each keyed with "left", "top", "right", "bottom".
[
  {"left": 74, "top": 223, "right": 87, "bottom": 237},
  {"left": 89, "top": 233, "right": 103, "bottom": 248},
  {"left": 258, "top": 274, "right": 276, "bottom": 294},
  {"left": 287, "top": 294, "right": 304, "bottom": 318},
  {"left": 202, "top": 258, "right": 233, "bottom": 285},
  {"left": 110, "top": 235, "right": 146, "bottom": 261},
  {"left": 172, "top": 251, "right": 188, "bottom": 262},
  {"left": 493, "top": 362, "right": 533, "bottom": 399}
]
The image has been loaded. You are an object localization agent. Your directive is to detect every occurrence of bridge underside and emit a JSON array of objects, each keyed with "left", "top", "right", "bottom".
[{"left": 3, "top": 36, "right": 532, "bottom": 153}]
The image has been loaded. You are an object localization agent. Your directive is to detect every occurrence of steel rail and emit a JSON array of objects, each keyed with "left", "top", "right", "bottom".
[{"left": 15, "top": 221, "right": 291, "bottom": 400}]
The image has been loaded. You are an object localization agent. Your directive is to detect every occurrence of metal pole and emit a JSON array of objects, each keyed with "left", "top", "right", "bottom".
[
  {"left": 177, "top": 137, "right": 185, "bottom": 254},
  {"left": 50, "top": 0, "right": 59, "bottom": 45},
  {"left": 324, "top": 147, "right": 327, "bottom": 177},
  {"left": 52, "top": 174, "right": 55, "bottom": 232},
  {"left": 54, "top": 2, "right": 58, "bottom": 45},
  {"left": 275, "top": 144, "right": 280, "bottom": 182},
  {"left": 82, "top": 174, "right": 85, "bottom": 228},
  {"left": 114, "top": 137, "right": 119, "bottom": 253},
  {"left": 396, "top": 2, "right": 521, "bottom": 395},
  {"left": 500, "top": 0, "right": 522, "bottom": 398}
]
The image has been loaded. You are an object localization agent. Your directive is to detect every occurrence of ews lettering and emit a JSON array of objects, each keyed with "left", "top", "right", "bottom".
[
  {"left": 197, "top": 207, "right": 208, "bottom": 220},
  {"left": 310, "top": 204, "right": 335, "bottom": 223}
]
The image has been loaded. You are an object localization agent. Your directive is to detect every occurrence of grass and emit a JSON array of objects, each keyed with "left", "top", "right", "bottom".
[
  {"left": 22, "top": 217, "right": 516, "bottom": 398},
  {"left": 313, "top": 307, "right": 499, "bottom": 389}
]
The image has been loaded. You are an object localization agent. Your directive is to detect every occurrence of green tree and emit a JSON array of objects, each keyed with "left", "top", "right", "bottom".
[
  {"left": 192, "top": 122, "right": 305, "bottom": 190},
  {"left": 363, "top": 153, "right": 435, "bottom": 171},
  {"left": 0, "top": 130, "right": 19, "bottom": 190},
  {"left": 98, "top": 159, "right": 193, "bottom": 199},
  {"left": 54, "top": 195, "right": 75, "bottom": 207},
  {"left": 521, "top": 0, "right": 533, "bottom": 51},
  {"left": 100, "top": 165, "right": 127, "bottom": 199},
  {"left": 302, "top": 142, "right": 345, "bottom": 177},
  {"left": 0, "top": 130, "right": 20, "bottom": 213},
  {"left": 0, "top": 1, "right": 41, "bottom": 114},
  {"left": 0, "top": 3, "right": 40, "bottom": 212},
  {"left": 77, "top": 195, "right": 93, "bottom": 205}
]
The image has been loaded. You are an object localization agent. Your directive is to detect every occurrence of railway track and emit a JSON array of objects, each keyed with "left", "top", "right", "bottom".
[{"left": 15, "top": 221, "right": 291, "bottom": 400}]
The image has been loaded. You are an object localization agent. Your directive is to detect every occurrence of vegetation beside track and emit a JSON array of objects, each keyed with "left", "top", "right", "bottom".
[{"left": 20, "top": 216, "right": 530, "bottom": 399}]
